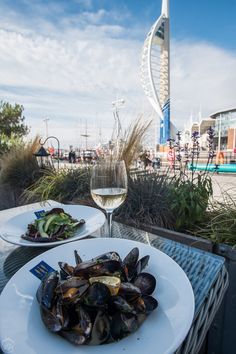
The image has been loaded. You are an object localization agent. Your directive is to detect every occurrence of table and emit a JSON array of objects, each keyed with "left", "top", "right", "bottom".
[{"left": 0, "top": 201, "right": 229, "bottom": 354}]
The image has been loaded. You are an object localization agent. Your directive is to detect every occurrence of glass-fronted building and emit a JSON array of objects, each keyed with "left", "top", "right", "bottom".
[{"left": 210, "top": 108, "right": 236, "bottom": 150}]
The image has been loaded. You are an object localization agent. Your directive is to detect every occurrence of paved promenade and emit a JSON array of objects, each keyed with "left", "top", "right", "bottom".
[{"left": 211, "top": 174, "right": 236, "bottom": 201}]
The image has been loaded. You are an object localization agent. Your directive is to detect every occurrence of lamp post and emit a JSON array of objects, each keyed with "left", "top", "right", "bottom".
[
  {"left": 34, "top": 136, "right": 60, "bottom": 169},
  {"left": 218, "top": 114, "right": 222, "bottom": 153}
]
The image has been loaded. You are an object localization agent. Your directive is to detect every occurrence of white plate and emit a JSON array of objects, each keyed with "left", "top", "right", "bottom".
[
  {"left": 0, "top": 238, "right": 194, "bottom": 354},
  {"left": 0, "top": 205, "right": 106, "bottom": 247}
]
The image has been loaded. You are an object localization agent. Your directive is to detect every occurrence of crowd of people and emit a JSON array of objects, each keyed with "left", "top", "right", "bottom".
[
  {"left": 57, "top": 148, "right": 163, "bottom": 169},
  {"left": 137, "top": 151, "right": 161, "bottom": 170},
  {"left": 67, "top": 149, "right": 97, "bottom": 164}
]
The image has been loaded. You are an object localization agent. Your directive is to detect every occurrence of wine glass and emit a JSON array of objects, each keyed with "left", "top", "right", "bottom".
[{"left": 90, "top": 160, "right": 128, "bottom": 237}]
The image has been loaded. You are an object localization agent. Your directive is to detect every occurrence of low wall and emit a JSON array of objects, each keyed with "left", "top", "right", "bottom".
[{"left": 0, "top": 184, "right": 23, "bottom": 211}]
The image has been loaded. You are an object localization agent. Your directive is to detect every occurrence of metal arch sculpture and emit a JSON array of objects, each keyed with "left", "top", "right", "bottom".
[{"left": 141, "top": 0, "right": 170, "bottom": 145}]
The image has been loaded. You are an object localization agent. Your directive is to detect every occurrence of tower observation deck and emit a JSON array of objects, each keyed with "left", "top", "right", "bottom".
[{"left": 141, "top": 0, "right": 170, "bottom": 145}]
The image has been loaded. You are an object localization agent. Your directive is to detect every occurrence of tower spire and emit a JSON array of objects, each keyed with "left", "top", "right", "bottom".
[{"left": 161, "top": 0, "right": 169, "bottom": 18}]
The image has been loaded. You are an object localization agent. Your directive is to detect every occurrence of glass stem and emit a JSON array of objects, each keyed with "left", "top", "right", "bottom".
[{"left": 107, "top": 211, "right": 113, "bottom": 237}]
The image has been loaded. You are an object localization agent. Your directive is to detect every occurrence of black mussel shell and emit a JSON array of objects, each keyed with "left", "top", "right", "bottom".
[
  {"left": 135, "top": 255, "right": 150, "bottom": 275},
  {"left": 118, "top": 282, "right": 141, "bottom": 302},
  {"left": 108, "top": 296, "right": 135, "bottom": 315},
  {"left": 60, "top": 328, "right": 87, "bottom": 345},
  {"left": 55, "top": 277, "right": 89, "bottom": 303},
  {"left": 89, "top": 310, "right": 110, "bottom": 345},
  {"left": 84, "top": 283, "right": 111, "bottom": 307},
  {"left": 133, "top": 272, "right": 156, "bottom": 295},
  {"left": 142, "top": 295, "right": 158, "bottom": 314},
  {"left": 75, "top": 305, "right": 92, "bottom": 337},
  {"left": 132, "top": 295, "right": 158, "bottom": 315},
  {"left": 58, "top": 262, "right": 74, "bottom": 280},
  {"left": 40, "top": 300, "right": 69, "bottom": 332},
  {"left": 74, "top": 259, "right": 122, "bottom": 278},
  {"left": 59, "top": 305, "right": 92, "bottom": 345},
  {"left": 38, "top": 271, "right": 59, "bottom": 309},
  {"left": 110, "top": 312, "right": 138, "bottom": 341},
  {"left": 122, "top": 248, "right": 139, "bottom": 281},
  {"left": 92, "top": 251, "right": 122, "bottom": 263},
  {"left": 74, "top": 250, "right": 83, "bottom": 265}
]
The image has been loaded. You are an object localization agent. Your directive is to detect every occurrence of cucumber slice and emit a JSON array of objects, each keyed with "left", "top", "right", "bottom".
[
  {"left": 44, "top": 214, "right": 58, "bottom": 233},
  {"left": 38, "top": 219, "right": 49, "bottom": 238}
]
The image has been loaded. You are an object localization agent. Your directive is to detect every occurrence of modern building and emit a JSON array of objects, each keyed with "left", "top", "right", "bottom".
[
  {"left": 181, "top": 117, "right": 215, "bottom": 150},
  {"left": 182, "top": 109, "right": 236, "bottom": 152},
  {"left": 141, "top": 0, "right": 170, "bottom": 146},
  {"left": 210, "top": 108, "right": 236, "bottom": 151}
]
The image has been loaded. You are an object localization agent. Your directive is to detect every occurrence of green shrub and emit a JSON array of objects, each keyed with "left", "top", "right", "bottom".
[
  {"left": 24, "top": 167, "right": 92, "bottom": 204},
  {"left": 192, "top": 192, "right": 236, "bottom": 247},
  {"left": 169, "top": 173, "right": 213, "bottom": 231},
  {"left": 115, "top": 173, "right": 175, "bottom": 229},
  {"left": 24, "top": 166, "right": 214, "bottom": 235},
  {"left": 0, "top": 137, "right": 43, "bottom": 190}
]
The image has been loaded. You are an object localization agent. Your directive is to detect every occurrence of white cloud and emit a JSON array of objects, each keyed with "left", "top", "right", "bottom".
[
  {"left": 0, "top": 3, "right": 235, "bottom": 148},
  {"left": 0, "top": 20, "right": 148, "bottom": 147},
  {"left": 171, "top": 40, "right": 236, "bottom": 128}
]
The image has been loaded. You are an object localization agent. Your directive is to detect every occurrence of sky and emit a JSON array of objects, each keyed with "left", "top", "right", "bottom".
[{"left": 0, "top": 0, "right": 236, "bottom": 149}]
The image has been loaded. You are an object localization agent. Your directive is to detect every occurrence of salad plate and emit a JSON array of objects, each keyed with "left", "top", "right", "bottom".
[
  {"left": 0, "top": 238, "right": 194, "bottom": 354},
  {"left": 0, "top": 205, "right": 106, "bottom": 247}
]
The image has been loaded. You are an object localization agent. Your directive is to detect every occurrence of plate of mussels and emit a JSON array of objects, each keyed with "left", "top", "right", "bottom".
[
  {"left": 0, "top": 238, "right": 194, "bottom": 354},
  {"left": 0, "top": 204, "right": 106, "bottom": 247}
]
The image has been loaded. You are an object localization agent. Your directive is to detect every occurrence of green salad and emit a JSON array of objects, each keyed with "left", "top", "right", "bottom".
[{"left": 21, "top": 208, "right": 85, "bottom": 242}]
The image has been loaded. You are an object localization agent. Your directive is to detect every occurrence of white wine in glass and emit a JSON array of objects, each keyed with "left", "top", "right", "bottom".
[{"left": 90, "top": 160, "right": 128, "bottom": 237}]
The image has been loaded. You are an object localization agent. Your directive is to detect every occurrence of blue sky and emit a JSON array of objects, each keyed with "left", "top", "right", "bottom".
[{"left": 0, "top": 0, "right": 235, "bottom": 148}]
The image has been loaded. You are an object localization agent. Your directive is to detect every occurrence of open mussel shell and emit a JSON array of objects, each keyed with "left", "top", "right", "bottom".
[
  {"left": 133, "top": 272, "right": 156, "bottom": 295},
  {"left": 55, "top": 277, "right": 89, "bottom": 303},
  {"left": 58, "top": 262, "right": 74, "bottom": 280},
  {"left": 122, "top": 247, "right": 139, "bottom": 281},
  {"left": 37, "top": 271, "right": 59, "bottom": 309},
  {"left": 123, "top": 247, "right": 139, "bottom": 268},
  {"left": 60, "top": 328, "right": 87, "bottom": 345},
  {"left": 132, "top": 295, "right": 158, "bottom": 315},
  {"left": 60, "top": 305, "right": 92, "bottom": 345},
  {"left": 74, "top": 250, "right": 83, "bottom": 265},
  {"left": 118, "top": 282, "right": 141, "bottom": 302},
  {"left": 142, "top": 295, "right": 158, "bottom": 314},
  {"left": 92, "top": 251, "right": 122, "bottom": 263},
  {"left": 40, "top": 300, "right": 69, "bottom": 332},
  {"left": 110, "top": 312, "right": 138, "bottom": 341},
  {"left": 108, "top": 295, "right": 135, "bottom": 315},
  {"left": 74, "top": 259, "right": 122, "bottom": 278},
  {"left": 135, "top": 255, "right": 150, "bottom": 275},
  {"left": 75, "top": 305, "right": 92, "bottom": 337},
  {"left": 56, "top": 277, "right": 88, "bottom": 291},
  {"left": 124, "top": 255, "right": 150, "bottom": 282},
  {"left": 84, "top": 282, "right": 111, "bottom": 307},
  {"left": 89, "top": 310, "right": 110, "bottom": 345}
]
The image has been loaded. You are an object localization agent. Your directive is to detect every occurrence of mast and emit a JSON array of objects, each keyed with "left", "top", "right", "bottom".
[{"left": 81, "top": 120, "right": 90, "bottom": 150}]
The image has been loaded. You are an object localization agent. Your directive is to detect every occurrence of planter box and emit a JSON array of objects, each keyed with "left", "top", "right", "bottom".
[
  {"left": 0, "top": 184, "right": 23, "bottom": 211},
  {"left": 207, "top": 243, "right": 236, "bottom": 354},
  {"left": 120, "top": 221, "right": 213, "bottom": 252}
]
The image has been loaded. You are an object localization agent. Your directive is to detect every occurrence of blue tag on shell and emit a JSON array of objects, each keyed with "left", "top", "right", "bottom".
[
  {"left": 34, "top": 210, "right": 46, "bottom": 219},
  {"left": 30, "top": 261, "right": 56, "bottom": 280}
]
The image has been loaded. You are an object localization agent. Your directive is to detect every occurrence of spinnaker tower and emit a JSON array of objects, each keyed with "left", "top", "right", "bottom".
[{"left": 141, "top": 0, "right": 170, "bottom": 145}]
